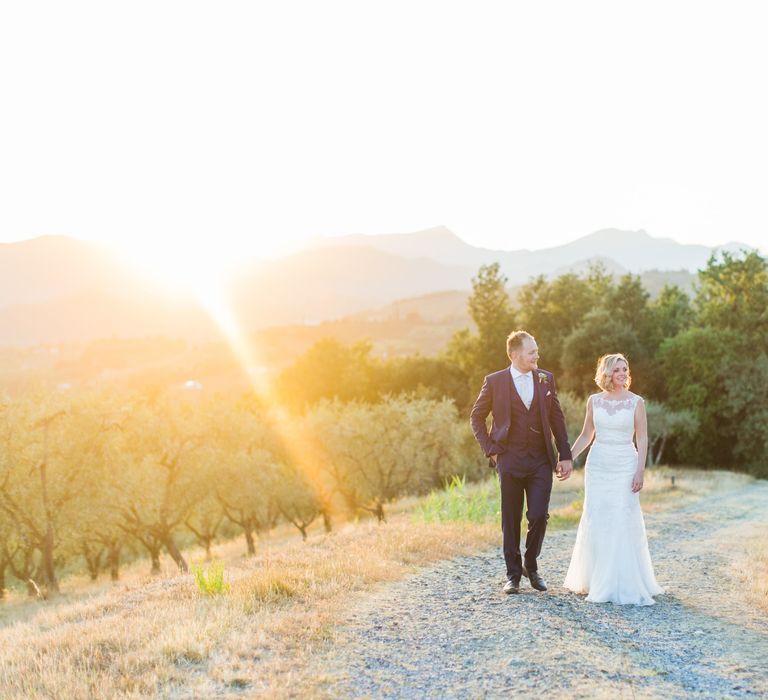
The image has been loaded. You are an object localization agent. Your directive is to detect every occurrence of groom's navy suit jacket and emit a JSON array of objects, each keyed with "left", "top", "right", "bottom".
[{"left": 470, "top": 367, "right": 572, "bottom": 471}]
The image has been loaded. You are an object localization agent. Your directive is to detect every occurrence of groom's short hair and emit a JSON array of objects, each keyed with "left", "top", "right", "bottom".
[{"left": 506, "top": 330, "right": 534, "bottom": 359}]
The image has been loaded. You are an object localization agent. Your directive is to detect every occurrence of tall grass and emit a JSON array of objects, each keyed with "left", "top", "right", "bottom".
[
  {"left": 415, "top": 474, "right": 585, "bottom": 529},
  {"left": 416, "top": 475, "right": 499, "bottom": 523},
  {"left": 735, "top": 533, "right": 768, "bottom": 613},
  {"left": 414, "top": 467, "right": 694, "bottom": 530},
  {"left": 192, "top": 561, "right": 230, "bottom": 596}
]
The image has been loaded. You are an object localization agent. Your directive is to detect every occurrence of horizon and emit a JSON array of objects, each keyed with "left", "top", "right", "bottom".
[{"left": 1, "top": 225, "right": 763, "bottom": 260}]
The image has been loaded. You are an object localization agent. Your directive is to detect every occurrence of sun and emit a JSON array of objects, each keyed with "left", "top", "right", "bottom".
[{"left": 112, "top": 239, "right": 242, "bottom": 302}]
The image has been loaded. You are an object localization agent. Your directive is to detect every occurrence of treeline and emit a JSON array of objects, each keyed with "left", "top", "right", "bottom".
[
  {"left": 278, "top": 250, "right": 768, "bottom": 475},
  {"left": 0, "top": 393, "right": 483, "bottom": 597}
]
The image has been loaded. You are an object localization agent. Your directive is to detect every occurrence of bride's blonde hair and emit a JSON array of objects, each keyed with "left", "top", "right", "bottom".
[{"left": 594, "top": 353, "right": 631, "bottom": 391}]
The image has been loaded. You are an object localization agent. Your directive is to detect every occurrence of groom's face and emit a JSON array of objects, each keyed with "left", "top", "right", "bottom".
[{"left": 513, "top": 337, "right": 539, "bottom": 372}]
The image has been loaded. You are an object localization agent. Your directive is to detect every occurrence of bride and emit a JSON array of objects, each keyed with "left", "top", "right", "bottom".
[{"left": 563, "top": 353, "right": 664, "bottom": 605}]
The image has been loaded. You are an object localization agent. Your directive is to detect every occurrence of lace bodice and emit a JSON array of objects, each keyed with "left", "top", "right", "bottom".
[{"left": 592, "top": 393, "right": 640, "bottom": 445}]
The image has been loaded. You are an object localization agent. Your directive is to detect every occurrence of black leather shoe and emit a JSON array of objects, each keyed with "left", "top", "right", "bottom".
[
  {"left": 521, "top": 566, "right": 548, "bottom": 591},
  {"left": 503, "top": 577, "right": 520, "bottom": 594}
]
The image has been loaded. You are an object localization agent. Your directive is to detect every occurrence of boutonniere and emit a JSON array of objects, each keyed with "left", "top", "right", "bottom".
[{"left": 537, "top": 372, "right": 548, "bottom": 384}]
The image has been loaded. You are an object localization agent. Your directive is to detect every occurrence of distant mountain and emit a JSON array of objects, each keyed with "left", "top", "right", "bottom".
[
  {"left": 309, "top": 227, "right": 752, "bottom": 281},
  {"left": 0, "top": 238, "right": 475, "bottom": 345},
  {"left": 346, "top": 290, "right": 472, "bottom": 323},
  {"left": 0, "top": 228, "right": 735, "bottom": 345},
  {"left": 229, "top": 246, "right": 474, "bottom": 327},
  {"left": 0, "top": 235, "right": 152, "bottom": 306},
  {"left": 0, "top": 235, "right": 222, "bottom": 345},
  {"left": 546, "top": 229, "right": 747, "bottom": 274},
  {"left": 307, "top": 226, "right": 478, "bottom": 267}
]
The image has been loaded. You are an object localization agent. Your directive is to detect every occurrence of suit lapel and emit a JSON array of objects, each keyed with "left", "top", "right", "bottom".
[
  {"left": 506, "top": 368, "right": 517, "bottom": 413},
  {"left": 536, "top": 372, "right": 548, "bottom": 425}
]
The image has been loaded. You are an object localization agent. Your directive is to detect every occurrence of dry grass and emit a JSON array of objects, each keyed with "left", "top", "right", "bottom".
[
  {"left": 733, "top": 531, "right": 768, "bottom": 614},
  {"left": 0, "top": 518, "right": 497, "bottom": 699},
  {"left": 0, "top": 467, "right": 744, "bottom": 699}
]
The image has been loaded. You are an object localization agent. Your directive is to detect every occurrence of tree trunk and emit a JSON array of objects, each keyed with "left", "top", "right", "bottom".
[
  {"left": 322, "top": 510, "right": 333, "bottom": 533},
  {"left": 41, "top": 526, "right": 59, "bottom": 593},
  {"left": 204, "top": 539, "right": 212, "bottom": 561},
  {"left": 244, "top": 526, "right": 256, "bottom": 556},
  {"left": 145, "top": 544, "right": 161, "bottom": 575},
  {"left": 107, "top": 542, "right": 121, "bottom": 581},
  {"left": 0, "top": 566, "right": 5, "bottom": 600},
  {"left": 299, "top": 524, "right": 307, "bottom": 541},
  {"left": 82, "top": 542, "right": 103, "bottom": 581},
  {"left": 162, "top": 535, "right": 189, "bottom": 573},
  {"left": 9, "top": 551, "right": 37, "bottom": 597}
]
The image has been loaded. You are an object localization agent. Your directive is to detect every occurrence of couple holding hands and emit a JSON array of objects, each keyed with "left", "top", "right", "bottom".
[{"left": 470, "top": 330, "right": 663, "bottom": 605}]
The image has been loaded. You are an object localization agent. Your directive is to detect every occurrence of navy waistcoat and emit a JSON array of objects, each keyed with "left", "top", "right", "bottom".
[{"left": 505, "top": 382, "right": 550, "bottom": 472}]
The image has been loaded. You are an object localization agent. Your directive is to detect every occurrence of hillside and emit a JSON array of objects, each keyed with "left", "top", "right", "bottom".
[
  {"left": 1, "top": 471, "right": 764, "bottom": 698},
  {"left": 0, "top": 229, "right": 725, "bottom": 345}
]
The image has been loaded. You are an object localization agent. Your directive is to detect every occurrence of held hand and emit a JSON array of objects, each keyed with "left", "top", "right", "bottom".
[
  {"left": 631, "top": 470, "right": 644, "bottom": 492},
  {"left": 556, "top": 460, "right": 573, "bottom": 481}
]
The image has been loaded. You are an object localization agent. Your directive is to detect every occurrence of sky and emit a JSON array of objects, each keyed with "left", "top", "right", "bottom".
[{"left": 1, "top": 0, "right": 767, "bottom": 266}]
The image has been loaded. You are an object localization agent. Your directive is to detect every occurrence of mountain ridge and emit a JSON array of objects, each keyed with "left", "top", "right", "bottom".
[
  {"left": 0, "top": 228, "right": 745, "bottom": 345},
  {"left": 309, "top": 226, "right": 752, "bottom": 274}
]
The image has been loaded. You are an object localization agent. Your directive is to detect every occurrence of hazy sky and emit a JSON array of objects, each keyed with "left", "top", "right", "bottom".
[{"left": 1, "top": 1, "right": 767, "bottom": 263}]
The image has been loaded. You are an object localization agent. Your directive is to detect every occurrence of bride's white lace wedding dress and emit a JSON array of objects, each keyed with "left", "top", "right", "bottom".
[{"left": 563, "top": 393, "right": 663, "bottom": 605}]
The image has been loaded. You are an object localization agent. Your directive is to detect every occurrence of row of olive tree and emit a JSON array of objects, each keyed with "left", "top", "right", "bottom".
[{"left": 0, "top": 392, "right": 481, "bottom": 597}]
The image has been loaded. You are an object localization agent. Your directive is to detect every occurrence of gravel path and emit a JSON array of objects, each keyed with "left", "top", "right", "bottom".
[{"left": 320, "top": 480, "right": 768, "bottom": 699}]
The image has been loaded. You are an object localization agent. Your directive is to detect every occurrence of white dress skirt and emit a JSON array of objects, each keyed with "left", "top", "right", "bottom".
[{"left": 563, "top": 393, "right": 664, "bottom": 605}]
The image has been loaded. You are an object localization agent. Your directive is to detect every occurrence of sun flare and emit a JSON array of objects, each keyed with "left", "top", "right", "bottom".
[
  {"left": 113, "top": 240, "right": 243, "bottom": 302},
  {"left": 109, "top": 238, "right": 284, "bottom": 398}
]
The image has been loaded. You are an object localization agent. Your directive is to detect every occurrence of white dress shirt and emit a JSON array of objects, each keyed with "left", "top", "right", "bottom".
[{"left": 510, "top": 365, "right": 534, "bottom": 410}]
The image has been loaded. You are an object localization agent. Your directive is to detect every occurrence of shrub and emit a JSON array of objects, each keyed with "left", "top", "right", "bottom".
[{"left": 192, "top": 561, "right": 230, "bottom": 596}]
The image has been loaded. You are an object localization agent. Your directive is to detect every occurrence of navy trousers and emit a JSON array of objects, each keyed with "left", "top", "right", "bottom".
[{"left": 497, "top": 458, "right": 553, "bottom": 579}]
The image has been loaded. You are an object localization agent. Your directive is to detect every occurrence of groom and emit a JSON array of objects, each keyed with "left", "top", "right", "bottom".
[{"left": 470, "top": 331, "right": 573, "bottom": 594}]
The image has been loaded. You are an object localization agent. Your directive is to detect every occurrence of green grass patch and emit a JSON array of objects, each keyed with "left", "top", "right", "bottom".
[
  {"left": 416, "top": 475, "right": 499, "bottom": 523},
  {"left": 416, "top": 475, "right": 587, "bottom": 530},
  {"left": 192, "top": 561, "right": 231, "bottom": 597}
]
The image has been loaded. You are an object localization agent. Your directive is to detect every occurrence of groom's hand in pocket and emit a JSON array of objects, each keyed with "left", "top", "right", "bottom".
[{"left": 556, "top": 460, "right": 573, "bottom": 481}]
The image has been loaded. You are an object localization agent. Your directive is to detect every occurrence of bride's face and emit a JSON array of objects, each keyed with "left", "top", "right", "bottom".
[{"left": 611, "top": 362, "right": 629, "bottom": 390}]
